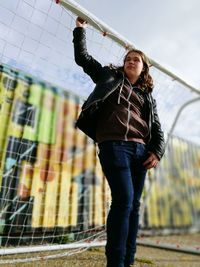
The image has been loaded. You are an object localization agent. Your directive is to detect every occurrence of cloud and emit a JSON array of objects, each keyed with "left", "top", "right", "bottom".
[{"left": 0, "top": 0, "right": 200, "bottom": 144}]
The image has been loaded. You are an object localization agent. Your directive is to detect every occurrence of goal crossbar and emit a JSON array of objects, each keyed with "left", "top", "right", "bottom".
[{"left": 58, "top": 0, "right": 200, "bottom": 95}]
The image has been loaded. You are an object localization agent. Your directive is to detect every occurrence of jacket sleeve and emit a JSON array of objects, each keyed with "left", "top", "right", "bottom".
[
  {"left": 148, "top": 97, "right": 165, "bottom": 160},
  {"left": 73, "top": 27, "right": 103, "bottom": 84}
]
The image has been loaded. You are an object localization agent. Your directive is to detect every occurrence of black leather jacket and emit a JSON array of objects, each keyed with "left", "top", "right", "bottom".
[{"left": 73, "top": 27, "right": 165, "bottom": 159}]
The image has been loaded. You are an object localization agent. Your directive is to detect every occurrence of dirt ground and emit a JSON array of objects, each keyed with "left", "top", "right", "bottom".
[
  {"left": 1, "top": 234, "right": 200, "bottom": 267},
  {"left": 1, "top": 246, "right": 200, "bottom": 267}
]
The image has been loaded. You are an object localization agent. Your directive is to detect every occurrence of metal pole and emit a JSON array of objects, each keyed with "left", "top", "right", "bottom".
[
  {"left": 137, "top": 240, "right": 200, "bottom": 255},
  {"left": 166, "top": 97, "right": 200, "bottom": 146}
]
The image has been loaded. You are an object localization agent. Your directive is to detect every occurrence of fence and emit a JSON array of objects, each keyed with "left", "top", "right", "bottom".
[{"left": 0, "top": 0, "right": 200, "bottom": 263}]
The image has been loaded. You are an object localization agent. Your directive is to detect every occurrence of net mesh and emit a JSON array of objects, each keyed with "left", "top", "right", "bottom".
[{"left": 0, "top": 0, "right": 200, "bottom": 264}]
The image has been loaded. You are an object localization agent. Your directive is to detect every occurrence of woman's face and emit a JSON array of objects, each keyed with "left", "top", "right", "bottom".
[{"left": 124, "top": 51, "right": 144, "bottom": 83}]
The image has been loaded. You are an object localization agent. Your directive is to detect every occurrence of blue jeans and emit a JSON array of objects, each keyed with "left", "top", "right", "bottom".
[{"left": 98, "top": 141, "right": 147, "bottom": 267}]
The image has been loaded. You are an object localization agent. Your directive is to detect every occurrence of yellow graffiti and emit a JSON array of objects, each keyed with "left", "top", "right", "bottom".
[{"left": 0, "top": 63, "right": 200, "bottom": 233}]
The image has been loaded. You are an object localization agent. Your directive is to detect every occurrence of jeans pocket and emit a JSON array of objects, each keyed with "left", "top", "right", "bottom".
[{"left": 136, "top": 143, "right": 147, "bottom": 158}]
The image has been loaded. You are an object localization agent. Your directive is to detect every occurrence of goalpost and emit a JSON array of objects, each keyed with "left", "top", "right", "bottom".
[{"left": 0, "top": 0, "right": 200, "bottom": 264}]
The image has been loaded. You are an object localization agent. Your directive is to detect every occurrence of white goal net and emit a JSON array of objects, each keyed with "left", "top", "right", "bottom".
[{"left": 0, "top": 0, "right": 200, "bottom": 264}]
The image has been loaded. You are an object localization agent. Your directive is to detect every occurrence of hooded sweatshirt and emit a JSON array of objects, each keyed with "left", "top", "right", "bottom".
[{"left": 96, "top": 78, "right": 149, "bottom": 144}]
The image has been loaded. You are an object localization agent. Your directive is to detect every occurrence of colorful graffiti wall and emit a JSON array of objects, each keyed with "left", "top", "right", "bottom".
[
  {"left": 0, "top": 64, "right": 107, "bottom": 238},
  {"left": 0, "top": 63, "right": 200, "bottom": 242},
  {"left": 143, "top": 138, "right": 200, "bottom": 229}
]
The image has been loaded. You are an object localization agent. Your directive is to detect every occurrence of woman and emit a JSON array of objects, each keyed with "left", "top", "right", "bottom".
[{"left": 73, "top": 17, "right": 165, "bottom": 267}]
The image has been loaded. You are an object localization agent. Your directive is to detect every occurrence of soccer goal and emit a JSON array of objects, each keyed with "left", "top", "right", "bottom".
[{"left": 0, "top": 0, "right": 200, "bottom": 264}]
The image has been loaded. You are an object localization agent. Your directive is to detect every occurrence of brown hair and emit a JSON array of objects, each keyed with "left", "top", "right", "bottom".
[{"left": 112, "top": 48, "right": 154, "bottom": 92}]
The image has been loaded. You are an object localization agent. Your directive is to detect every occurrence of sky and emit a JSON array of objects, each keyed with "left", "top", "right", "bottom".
[
  {"left": 0, "top": 0, "right": 199, "bottom": 90},
  {"left": 75, "top": 0, "right": 200, "bottom": 90},
  {"left": 0, "top": 0, "right": 199, "bottom": 144}
]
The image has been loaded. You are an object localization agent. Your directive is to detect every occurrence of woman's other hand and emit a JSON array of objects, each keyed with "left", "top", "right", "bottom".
[{"left": 143, "top": 152, "right": 159, "bottom": 169}]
